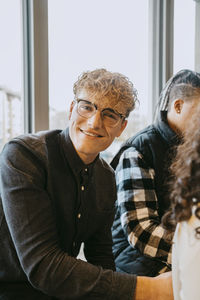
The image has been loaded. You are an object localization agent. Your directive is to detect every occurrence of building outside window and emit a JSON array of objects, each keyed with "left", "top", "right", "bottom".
[{"left": 0, "top": 0, "right": 23, "bottom": 151}]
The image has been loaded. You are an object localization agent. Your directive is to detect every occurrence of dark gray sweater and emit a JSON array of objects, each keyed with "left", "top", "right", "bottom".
[{"left": 0, "top": 128, "right": 136, "bottom": 300}]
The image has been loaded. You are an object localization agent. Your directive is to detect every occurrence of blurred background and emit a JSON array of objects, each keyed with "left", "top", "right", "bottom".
[{"left": 0, "top": 0, "right": 199, "bottom": 161}]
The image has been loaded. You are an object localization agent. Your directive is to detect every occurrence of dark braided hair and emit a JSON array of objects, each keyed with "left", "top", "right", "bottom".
[{"left": 154, "top": 69, "right": 200, "bottom": 121}]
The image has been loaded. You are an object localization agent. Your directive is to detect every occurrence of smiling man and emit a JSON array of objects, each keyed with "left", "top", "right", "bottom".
[
  {"left": 0, "top": 69, "right": 173, "bottom": 300},
  {"left": 69, "top": 89, "right": 127, "bottom": 164}
]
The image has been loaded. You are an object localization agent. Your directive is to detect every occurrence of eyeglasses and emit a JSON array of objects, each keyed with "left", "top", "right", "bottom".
[{"left": 75, "top": 99, "right": 126, "bottom": 127}]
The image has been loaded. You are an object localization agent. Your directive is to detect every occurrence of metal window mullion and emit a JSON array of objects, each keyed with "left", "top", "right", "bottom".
[
  {"left": 162, "top": 0, "right": 174, "bottom": 86},
  {"left": 22, "top": 0, "right": 49, "bottom": 133},
  {"left": 33, "top": 0, "right": 49, "bottom": 132},
  {"left": 149, "top": 0, "right": 174, "bottom": 121},
  {"left": 22, "top": 0, "right": 34, "bottom": 133},
  {"left": 148, "top": 0, "right": 160, "bottom": 122}
]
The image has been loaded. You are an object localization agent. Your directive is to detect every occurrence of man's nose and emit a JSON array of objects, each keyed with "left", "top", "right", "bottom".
[{"left": 87, "top": 110, "right": 103, "bottom": 128}]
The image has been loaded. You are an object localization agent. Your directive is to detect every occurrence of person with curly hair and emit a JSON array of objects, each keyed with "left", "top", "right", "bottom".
[
  {"left": 0, "top": 68, "right": 173, "bottom": 300},
  {"left": 111, "top": 69, "right": 200, "bottom": 277},
  {"left": 162, "top": 103, "right": 200, "bottom": 300}
]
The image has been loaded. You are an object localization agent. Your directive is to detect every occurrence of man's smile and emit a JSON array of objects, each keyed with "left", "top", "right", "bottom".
[{"left": 80, "top": 129, "right": 103, "bottom": 138}]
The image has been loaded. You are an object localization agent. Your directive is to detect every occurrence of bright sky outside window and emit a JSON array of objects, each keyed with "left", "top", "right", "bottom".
[
  {"left": 48, "top": 0, "right": 149, "bottom": 160},
  {"left": 174, "top": 0, "right": 195, "bottom": 73}
]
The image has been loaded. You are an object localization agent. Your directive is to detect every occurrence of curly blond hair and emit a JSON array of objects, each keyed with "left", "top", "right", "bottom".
[{"left": 73, "top": 68, "right": 138, "bottom": 117}]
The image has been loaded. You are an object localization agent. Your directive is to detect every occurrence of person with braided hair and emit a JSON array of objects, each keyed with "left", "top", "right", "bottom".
[
  {"left": 162, "top": 104, "right": 200, "bottom": 300},
  {"left": 111, "top": 69, "right": 200, "bottom": 277}
]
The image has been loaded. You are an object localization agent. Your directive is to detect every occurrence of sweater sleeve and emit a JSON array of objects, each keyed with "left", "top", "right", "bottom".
[{"left": 0, "top": 141, "right": 136, "bottom": 300}]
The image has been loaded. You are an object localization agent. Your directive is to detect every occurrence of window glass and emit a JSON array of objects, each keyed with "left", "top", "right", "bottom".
[
  {"left": 0, "top": 0, "right": 23, "bottom": 151},
  {"left": 173, "top": 0, "right": 195, "bottom": 73},
  {"left": 48, "top": 0, "right": 149, "bottom": 161}
]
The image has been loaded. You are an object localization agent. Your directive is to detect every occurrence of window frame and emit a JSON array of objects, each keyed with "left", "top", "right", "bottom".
[{"left": 21, "top": 0, "right": 200, "bottom": 131}]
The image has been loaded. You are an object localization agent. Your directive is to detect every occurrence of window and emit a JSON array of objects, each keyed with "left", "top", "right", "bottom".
[
  {"left": 0, "top": 0, "right": 23, "bottom": 151},
  {"left": 173, "top": 0, "right": 195, "bottom": 73},
  {"left": 48, "top": 0, "right": 149, "bottom": 160}
]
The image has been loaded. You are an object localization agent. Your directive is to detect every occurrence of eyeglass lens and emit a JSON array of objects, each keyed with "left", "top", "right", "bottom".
[{"left": 77, "top": 100, "right": 121, "bottom": 127}]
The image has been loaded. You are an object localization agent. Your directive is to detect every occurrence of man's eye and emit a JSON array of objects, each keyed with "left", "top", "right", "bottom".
[
  {"left": 81, "top": 105, "right": 93, "bottom": 111},
  {"left": 103, "top": 111, "right": 118, "bottom": 120}
]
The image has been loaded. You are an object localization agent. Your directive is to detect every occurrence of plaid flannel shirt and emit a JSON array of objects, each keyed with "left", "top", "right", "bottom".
[{"left": 115, "top": 146, "right": 173, "bottom": 267}]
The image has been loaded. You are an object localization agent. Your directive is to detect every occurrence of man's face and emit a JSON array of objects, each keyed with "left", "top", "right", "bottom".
[{"left": 69, "top": 89, "right": 127, "bottom": 164}]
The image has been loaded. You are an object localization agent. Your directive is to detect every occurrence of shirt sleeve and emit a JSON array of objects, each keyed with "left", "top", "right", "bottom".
[
  {"left": 0, "top": 141, "right": 136, "bottom": 300},
  {"left": 115, "top": 147, "right": 172, "bottom": 265}
]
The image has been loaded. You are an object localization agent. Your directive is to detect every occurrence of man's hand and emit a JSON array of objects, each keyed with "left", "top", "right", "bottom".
[{"left": 134, "top": 271, "right": 173, "bottom": 300}]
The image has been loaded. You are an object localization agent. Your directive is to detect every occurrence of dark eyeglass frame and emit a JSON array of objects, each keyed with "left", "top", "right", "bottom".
[{"left": 75, "top": 98, "right": 126, "bottom": 127}]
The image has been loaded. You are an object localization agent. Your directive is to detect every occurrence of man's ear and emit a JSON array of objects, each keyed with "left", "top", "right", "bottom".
[
  {"left": 173, "top": 99, "right": 184, "bottom": 114},
  {"left": 116, "top": 119, "right": 128, "bottom": 137},
  {"left": 69, "top": 101, "right": 75, "bottom": 120}
]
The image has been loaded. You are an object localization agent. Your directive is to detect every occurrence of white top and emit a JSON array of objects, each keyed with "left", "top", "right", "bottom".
[{"left": 172, "top": 206, "right": 200, "bottom": 300}]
